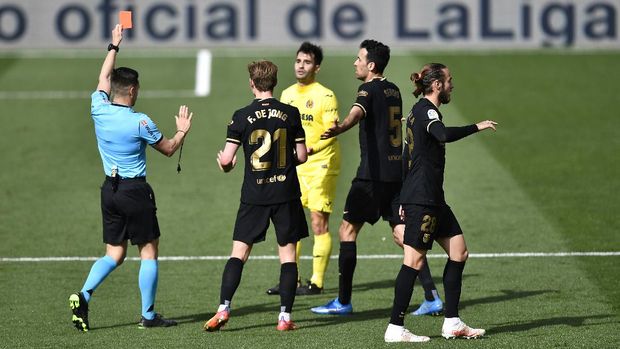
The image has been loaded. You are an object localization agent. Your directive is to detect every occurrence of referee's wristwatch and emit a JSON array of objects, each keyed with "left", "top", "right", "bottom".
[{"left": 107, "top": 43, "right": 119, "bottom": 52}]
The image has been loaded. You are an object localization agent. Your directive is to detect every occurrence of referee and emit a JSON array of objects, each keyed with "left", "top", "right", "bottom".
[{"left": 68, "top": 24, "right": 193, "bottom": 331}]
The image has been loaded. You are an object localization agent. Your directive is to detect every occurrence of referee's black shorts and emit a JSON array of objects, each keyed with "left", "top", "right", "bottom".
[
  {"left": 402, "top": 203, "right": 463, "bottom": 250},
  {"left": 233, "top": 199, "right": 309, "bottom": 247},
  {"left": 343, "top": 178, "right": 404, "bottom": 226},
  {"left": 100, "top": 177, "right": 161, "bottom": 245}
]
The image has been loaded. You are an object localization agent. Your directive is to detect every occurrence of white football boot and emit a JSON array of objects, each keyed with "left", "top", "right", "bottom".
[
  {"left": 384, "top": 323, "right": 430, "bottom": 343},
  {"left": 441, "top": 318, "right": 485, "bottom": 339}
]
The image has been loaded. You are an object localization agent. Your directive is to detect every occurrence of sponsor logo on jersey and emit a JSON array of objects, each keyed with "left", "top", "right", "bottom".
[
  {"left": 256, "top": 174, "right": 287, "bottom": 185},
  {"left": 384, "top": 88, "right": 401, "bottom": 99},
  {"left": 140, "top": 119, "right": 155, "bottom": 137}
]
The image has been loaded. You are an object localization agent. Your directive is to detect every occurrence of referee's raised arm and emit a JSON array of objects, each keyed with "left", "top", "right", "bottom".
[{"left": 97, "top": 24, "right": 122, "bottom": 95}]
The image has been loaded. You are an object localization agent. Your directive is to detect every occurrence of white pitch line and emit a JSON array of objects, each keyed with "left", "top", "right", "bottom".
[
  {"left": 0, "top": 90, "right": 196, "bottom": 100},
  {"left": 194, "top": 49, "right": 212, "bottom": 97},
  {"left": 1, "top": 252, "right": 619, "bottom": 263}
]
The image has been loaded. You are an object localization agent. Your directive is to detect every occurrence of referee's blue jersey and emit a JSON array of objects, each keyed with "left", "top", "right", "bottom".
[{"left": 91, "top": 91, "right": 163, "bottom": 178}]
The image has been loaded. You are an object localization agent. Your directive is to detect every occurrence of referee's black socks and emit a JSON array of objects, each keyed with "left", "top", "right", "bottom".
[{"left": 338, "top": 241, "right": 357, "bottom": 305}]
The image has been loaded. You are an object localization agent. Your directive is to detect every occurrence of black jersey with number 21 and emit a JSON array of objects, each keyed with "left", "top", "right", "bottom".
[{"left": 226, "top": 98, "right": 306, "bottom": 205}]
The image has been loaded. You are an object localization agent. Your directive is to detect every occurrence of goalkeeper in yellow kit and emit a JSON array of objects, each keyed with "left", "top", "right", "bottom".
[{"left": 266, "top": 42, "right": 340, "bottom": 296}]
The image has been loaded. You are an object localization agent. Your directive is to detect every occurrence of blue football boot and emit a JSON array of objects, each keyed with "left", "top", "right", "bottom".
[
  {"left": 411, "top": 296, "right": 443, "bottom": 316},
  {"left": 310, "top": 298, "right": 353, "bottom": 315}
]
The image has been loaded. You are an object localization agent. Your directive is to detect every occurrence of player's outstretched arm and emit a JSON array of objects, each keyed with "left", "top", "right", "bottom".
[
  {"left": 430, "top": 119, "right": 498, "bottom": 144},
  {"left": 217, "top": 143, "right": 239, "bottom": 173},
  {"left": 320, "top": 105, "right": 363, "bottom": 139},
  {"left": 96, "top": 24, "right": 123, "bottom": 95},
  {"left": 153, "top": 105, "right": 193, "bottom": 157}
]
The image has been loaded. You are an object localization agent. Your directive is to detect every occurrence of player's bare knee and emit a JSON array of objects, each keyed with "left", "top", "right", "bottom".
[
  {"left": 392, "top": 230, "right": 404, "bottom": 247},
  {"left": 311, "top": 222, "right": 327, "bottom": 235},
  {"left": 339, "top": 223, "right": 356, "bottom": 241},
  {"left": 450, "top": 250, "right": 468, "bottom": 262}
]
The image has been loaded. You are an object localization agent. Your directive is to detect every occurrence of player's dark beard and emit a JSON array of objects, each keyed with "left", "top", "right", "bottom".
[{"left": 439, "top": 88, "right": 451, "bottom": 104}]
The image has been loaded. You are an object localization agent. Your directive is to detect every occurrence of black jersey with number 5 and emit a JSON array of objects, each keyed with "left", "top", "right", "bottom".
[
  {"left": 401, "top": 98, "right": 446, "bottom": 205},
  {"left": 353, "top": 77, "right": 403, "bottom": 183},
  {"left": 226, "top": 98, "right": 306, "bottom": 205}
]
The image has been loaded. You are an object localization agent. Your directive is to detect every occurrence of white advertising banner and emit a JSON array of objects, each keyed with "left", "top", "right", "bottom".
[{"left": 0, "top": 0, "right": 618, "bottom": 49}]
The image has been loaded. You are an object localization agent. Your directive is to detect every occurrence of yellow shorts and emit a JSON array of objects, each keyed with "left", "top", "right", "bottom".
[{"left": 299, "top": 174, "right": 338, "bottom": 213}]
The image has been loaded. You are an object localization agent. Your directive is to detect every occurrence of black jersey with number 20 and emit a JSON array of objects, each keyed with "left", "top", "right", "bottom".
[
  {"left": 353, "top": 77, "right": 403, "bottom": 182},
  {"left": 226, "top": 98, "right": 306, "bottom": 205}
]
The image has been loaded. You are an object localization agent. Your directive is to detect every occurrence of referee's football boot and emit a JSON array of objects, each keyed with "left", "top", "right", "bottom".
[
  {"left": 441, "top": 318, "right": 485, "bottom": 339},
  {"left": 296, "top": 281, "right": 323, "bottom": 296},
  {"left": 138, "top": 313, "right": 178, "bottom": 329},
  {"left": 69, "top": 292, "right": 90, "bottom": 332},
  {"left": 411, "top": 296, "right": 443, "bottom": 316},
  {"left": 310, "top": 298, "right": 352, "bottom": 315},
  {"left": 204, "top": 308, "right": 230, "bottom": 332}
]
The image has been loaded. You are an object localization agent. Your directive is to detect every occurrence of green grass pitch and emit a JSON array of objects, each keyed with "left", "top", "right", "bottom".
[{"left": 0, "top": 49, "right": 619, "bottom": 348}]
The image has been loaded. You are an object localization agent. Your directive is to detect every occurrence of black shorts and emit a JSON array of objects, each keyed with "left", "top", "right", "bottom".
[
  {"left": 402, "top": 204, "right": 463, "bottom": 250},
  {"left": 101, "top": 177, "right": 160, "bottom": 245},
  {"left": 233, "top": 200, "right": 309, "bottom": 246},
  {"left": 343, "top": 178, "right": 403, "bottom": 225}
]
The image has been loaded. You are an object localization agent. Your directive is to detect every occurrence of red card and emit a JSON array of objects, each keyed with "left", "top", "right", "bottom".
[{"left": 119, "top": 11, "right": 132, "bottom": 29}]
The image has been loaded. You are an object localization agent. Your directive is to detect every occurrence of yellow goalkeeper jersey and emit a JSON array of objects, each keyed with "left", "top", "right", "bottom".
[{"left": 280, "top": 82, "right": 340, "bottom": 176}]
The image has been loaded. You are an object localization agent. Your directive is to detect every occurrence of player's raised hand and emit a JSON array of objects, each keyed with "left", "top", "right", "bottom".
[
  {"left": 476, "top": 120, "right": 498, "bottom": 131},
  {"left": 112, "top": 24, "right": 123, "bottom": 46},
  {"left": 320, "top": 120, "right": 341, "bottom": 139},
  {"left": 175, "top": 105, "right": 193, "bottom": 134}
]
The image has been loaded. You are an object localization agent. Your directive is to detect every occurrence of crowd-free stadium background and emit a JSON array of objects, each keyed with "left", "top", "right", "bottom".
[{"left": 1, "top": 0, "right": 619, "bottom": 347}]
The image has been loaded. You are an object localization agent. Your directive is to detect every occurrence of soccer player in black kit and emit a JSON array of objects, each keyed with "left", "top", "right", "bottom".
[
  {"left": 311, "top": 39, "right": 405, "bottom": 315},
  {"left": 204, "top": 60, "right": 309, "bottom": 332},
  {"left": 384, "top": 63, "right": 498, "bottom": 342}
]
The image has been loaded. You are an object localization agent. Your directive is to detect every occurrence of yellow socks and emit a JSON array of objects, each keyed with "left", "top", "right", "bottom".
[{"left": 310, "top": 232, "right": 332, "bottom": 288}]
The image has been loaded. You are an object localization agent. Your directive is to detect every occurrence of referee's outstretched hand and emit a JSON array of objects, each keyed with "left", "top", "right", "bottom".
[{"left": 175, "top": 105, "right": 193, "bottom": 134}]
